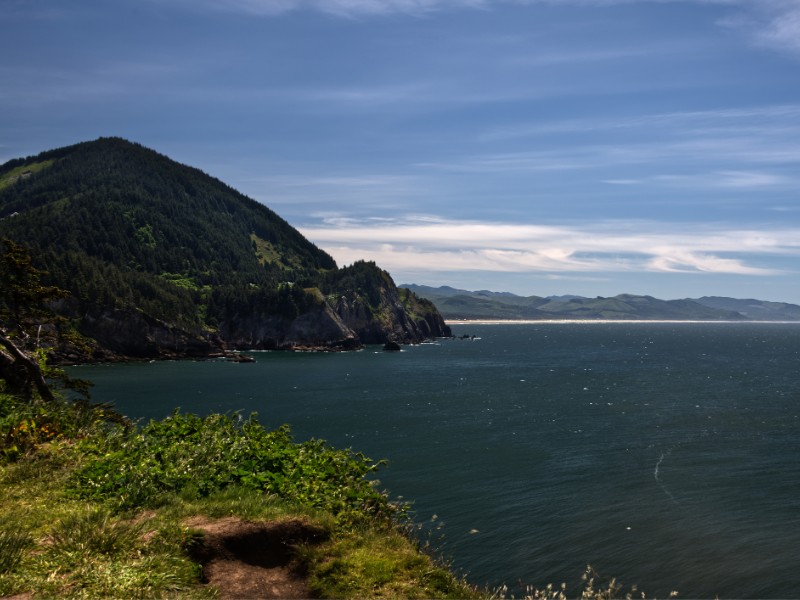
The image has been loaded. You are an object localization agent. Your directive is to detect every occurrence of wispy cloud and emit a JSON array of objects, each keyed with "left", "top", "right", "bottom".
[
  {"left": 721, "top": 0, "right": 800, "bottom": 56},
  {"left": 300, "top": 216, "right": 799, "bottom": 277},
  {"left": 418, "top": 140, "right": 800, "bottom": 177},
  {"left": 156, "top": 0, "right": 489, "bottom": 17},
  {"left": 641, "top": 169, "right": 795, "bottom": 190},
  {"left": 158, "top": 0, "right": 745, "bottom": 19},
  {"left": 481, "top": 104, "right": 800, "bottom": 141},
  {"left": 421, "top": 103, "right": 800, "bottom": 189},
  {"left": 162, "top": 0, "right": 800, "bottom": 61}
]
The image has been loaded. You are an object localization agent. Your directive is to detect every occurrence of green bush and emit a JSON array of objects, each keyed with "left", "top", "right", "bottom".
[
  {"left": 70, "top": 411, "right": 398, "bottom": 525},
  {"left": 0, "top": 393, "right": 124, "bottom": 461}
]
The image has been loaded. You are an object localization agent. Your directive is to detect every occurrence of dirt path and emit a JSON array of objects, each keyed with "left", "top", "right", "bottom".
[{"left": 184, "top": 516, "right": 327, "bottom": 599}]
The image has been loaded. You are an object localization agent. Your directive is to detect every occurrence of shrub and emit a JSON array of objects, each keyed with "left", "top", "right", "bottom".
[
  {"left": 0, "top": 393, "right": 126, "bottom": 461},
  {"left": 70, "top": 411, "right": 398, "bottom": 525}
]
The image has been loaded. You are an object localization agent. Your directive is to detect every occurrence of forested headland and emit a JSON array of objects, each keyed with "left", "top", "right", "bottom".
[{"left": 0, "top": 137, "right": 449, "bottom": 362}]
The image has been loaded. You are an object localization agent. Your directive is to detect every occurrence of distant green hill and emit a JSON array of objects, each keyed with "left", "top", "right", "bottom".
[
  {"left": 692, "top": 296, "right": 800, "bottom": 321},
  {"left": 0, "top": 138, "right": 449, "bottom": 361},
  {"left": 403, "top": 284, "right": 800, "bottom": 321}
]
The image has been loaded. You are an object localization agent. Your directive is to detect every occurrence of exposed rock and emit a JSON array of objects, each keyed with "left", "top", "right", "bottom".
[
  {"left": 75, "top": 302, "right": 216, "bottom": 360},
  {"left": 331, "top": 266, "right": 451, "bottom": 345},
  {"left": 217, "top": 304, "right": 359, "bottom": 352}
]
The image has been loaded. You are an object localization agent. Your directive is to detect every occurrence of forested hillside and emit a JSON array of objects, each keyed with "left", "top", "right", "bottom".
[{"left": 0, "top": 138, "right": 449, "bottom": 360}]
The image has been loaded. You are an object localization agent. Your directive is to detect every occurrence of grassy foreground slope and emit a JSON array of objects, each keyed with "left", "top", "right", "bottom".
[{"left": 0, "top": 395, "right": 479, "bottom": 599}]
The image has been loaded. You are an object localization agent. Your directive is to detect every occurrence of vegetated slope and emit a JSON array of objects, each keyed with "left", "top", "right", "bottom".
[
  {"left": 0, "top": 138, "right": 448, "bottom": 360},
  {"left": 403, "top": 285, "right": 551, "bottom": 320},
  {"left": 403, "top": 284, "right": 773, "bottom": 321},
  {"left": 691, "top": 296, "right": 800, "bottom": 321}
]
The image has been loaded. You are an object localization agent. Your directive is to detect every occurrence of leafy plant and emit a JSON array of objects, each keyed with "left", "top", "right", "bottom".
[
  {"left": 71, "top": 411, "right": 398, "bottom": 525},
  {"left": 1, "top": 392, "right": 127, "bottom": 461}
]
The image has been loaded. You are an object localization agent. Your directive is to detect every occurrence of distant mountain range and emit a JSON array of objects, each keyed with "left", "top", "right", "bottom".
[{"left": 402, "top": 285, "right": 800, "bottom": 322}]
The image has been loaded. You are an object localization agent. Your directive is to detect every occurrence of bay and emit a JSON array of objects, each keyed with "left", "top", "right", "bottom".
[{"left": 70, "top": 322, "right": 800, "bottom": 598}]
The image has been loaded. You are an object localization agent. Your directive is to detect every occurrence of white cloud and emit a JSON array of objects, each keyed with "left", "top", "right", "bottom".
[
  {"left": 651, "top": 170, "right": 793, "bottom": 189},
  {"left": 759, "top": 3, "right": 800, "bottom": 53},
  {"left": 300, "top": 216, "right": 798, "bottom": 277},
  {"left": 603, "top": 179, "right": 640, "bottom": 185},
  {"left": 721, "top": 0, "right": 800, "bottom": 56}
]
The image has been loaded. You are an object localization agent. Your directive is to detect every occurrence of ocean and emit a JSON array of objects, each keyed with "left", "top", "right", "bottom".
[{"left": 70, "top": 322, "right": 800, "bottom": 598}]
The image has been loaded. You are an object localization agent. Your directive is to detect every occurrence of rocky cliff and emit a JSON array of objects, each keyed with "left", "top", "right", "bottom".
[{"left": 326, "top": 261, "right": 451, "bottom": 345}]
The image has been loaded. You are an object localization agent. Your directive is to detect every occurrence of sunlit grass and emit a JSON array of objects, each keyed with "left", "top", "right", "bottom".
[{"left": 304, "top": 525, "right": 480, "bottom": 599}]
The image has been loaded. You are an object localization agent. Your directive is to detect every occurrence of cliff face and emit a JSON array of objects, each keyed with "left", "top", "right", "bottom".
[
  {"left": 49, "top": 299, "right": 216, "bottom": 363},
  {"left": 218, "top": 304, "right": 360, "bottom": 351},
  {"left": 64, "top": 287, "right": 442, "bottom": 361},
  {"left": 333, "top": 290, "right": 450, "bottom": 344},
  {"left": 328, "top": 262, "right": 452, "bottom": 344}
]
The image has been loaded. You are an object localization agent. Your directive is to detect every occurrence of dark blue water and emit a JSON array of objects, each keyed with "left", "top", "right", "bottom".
[{"left": 70, "top": 322, "right": 800, "bottom": 598}]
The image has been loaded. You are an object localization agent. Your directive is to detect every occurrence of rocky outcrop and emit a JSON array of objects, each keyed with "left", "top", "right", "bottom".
[
  {"left": 284, "top": 305, "right": 360, "bottom": 350},
  {"left": 331, "top": 271, "right": 451, "bottom": 345},
  {"left": 49, "top": 268, "right": 449, "bottom": 362},
  {"left": 49, "top": 274, "right": 450, "bottom": 361},
  {"left": 77, "top": 304, "right": 215, "bottom": 360},
  {"left": 51, "top": 289, "right": 445, "bottom": 362},
  {"left": 217, "top": 304, "right": 359, "bottom": 352}
]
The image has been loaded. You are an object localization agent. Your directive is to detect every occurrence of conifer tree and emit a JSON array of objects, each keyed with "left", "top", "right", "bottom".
[{"left": 0, "top": 239, "right": 66, "bottom": 401}]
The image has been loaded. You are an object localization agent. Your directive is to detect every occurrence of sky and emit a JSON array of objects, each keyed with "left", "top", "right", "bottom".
[{"left": 2, "top": 0, "right": 800, "bottom": 303}]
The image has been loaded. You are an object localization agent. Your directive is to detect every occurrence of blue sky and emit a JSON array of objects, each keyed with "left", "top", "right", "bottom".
[{"left": 2, "top": 0, "right": 800, "bottom": 302}]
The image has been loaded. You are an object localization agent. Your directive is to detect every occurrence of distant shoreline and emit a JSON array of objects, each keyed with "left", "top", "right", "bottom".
[{"left": 447, "top": 319, "right": 800, "bottom": 325}]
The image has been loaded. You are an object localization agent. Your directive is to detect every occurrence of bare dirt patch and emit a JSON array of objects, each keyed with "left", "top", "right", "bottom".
[{"left": 184, "top": 516, "right": 327, "bottom": 599}]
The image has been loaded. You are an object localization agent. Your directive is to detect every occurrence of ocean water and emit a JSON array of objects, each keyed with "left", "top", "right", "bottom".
[{"left": 70, "top": 322, "right": 800, "bottom": 598}]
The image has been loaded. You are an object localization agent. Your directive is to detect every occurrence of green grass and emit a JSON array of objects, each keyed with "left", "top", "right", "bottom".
[
  {"left": 0, "top": 396, "right": 479, "bottom": 599},
  {"left": 0, "top": 160, "right": 55, "bottom": 191},
  {"left": 250, "top": 232, "right": 304, "bottom": 269},
  {"left": 304, "top": 526, "right": 476, "bottom": 599}
]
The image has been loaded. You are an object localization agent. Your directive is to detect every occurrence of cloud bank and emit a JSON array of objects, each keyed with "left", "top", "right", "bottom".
[{"left": 300, "top": 216, "right": 799, "bottom": 277}]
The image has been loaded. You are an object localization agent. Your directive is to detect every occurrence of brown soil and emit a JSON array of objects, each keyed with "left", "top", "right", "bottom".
[{"left": 184, "top": 516, "right": 328, "bottom": 599}]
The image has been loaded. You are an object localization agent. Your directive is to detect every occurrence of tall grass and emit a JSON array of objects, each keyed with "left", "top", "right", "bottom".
[{"left": 0, "top": 530, "right": 32, "bottom": 574}]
